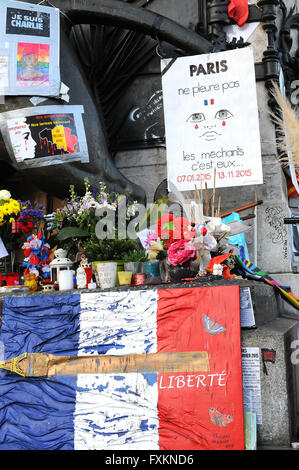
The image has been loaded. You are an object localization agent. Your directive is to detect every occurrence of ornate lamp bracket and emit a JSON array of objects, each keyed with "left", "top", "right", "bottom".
[{"left": 197, "top": 0, "right": 280, "bottom": 85}]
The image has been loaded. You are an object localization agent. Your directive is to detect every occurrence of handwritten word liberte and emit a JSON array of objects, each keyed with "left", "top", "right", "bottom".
[{"left": 159, "top": 371, "right": 227, "bottom": 389}]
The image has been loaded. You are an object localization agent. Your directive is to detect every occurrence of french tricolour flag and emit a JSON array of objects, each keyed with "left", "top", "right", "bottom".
[{"left": 0, "top": 285, "right": 244, "bottom": 450}]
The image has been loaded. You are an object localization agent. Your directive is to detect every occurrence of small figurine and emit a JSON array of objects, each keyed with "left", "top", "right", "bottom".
[
  {"left": 76, "top": 265, "right": 87, "bottom": 289},
  {"left": 76, "top": 254, "right": 92, "bottom": 288},
  {"left": 212, "top": 264, "right": 223, "bottom": 276}
]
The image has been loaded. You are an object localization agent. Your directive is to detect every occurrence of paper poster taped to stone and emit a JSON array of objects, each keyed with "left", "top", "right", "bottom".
[
  {"left": 6, "top": 6, "right": 50, "bottom": 37},
  {"left": 161, "top": 47, "right": 263, "bottom": 191},
  {"left": 0, "top": 105, "right": 89, "bottom": 168},
  {"left": 0, "top": 0, "right": 60, "bottom": 96}
]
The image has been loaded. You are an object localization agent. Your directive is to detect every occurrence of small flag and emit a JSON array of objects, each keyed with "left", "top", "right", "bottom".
[{"left": 204, "top": 99, "right": 214, "bottom": 106}]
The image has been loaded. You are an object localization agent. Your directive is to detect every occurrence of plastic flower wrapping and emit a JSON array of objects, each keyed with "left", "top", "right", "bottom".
[
  {"left": 22, "top": 232, "right": 51, "bottom": 279},
  {"left": 144, "top": 231, "right": 163, "bottom": 260}
]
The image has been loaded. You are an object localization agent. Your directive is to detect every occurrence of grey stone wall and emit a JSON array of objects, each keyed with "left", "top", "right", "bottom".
[
  {"left": 114, "top": 0, "right": 298, "bottom": 278},
  {"left": 242, "top": 318, "right": 298, "bottom": 447}
]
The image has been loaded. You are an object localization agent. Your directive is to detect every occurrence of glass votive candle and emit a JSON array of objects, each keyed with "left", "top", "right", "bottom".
[{"left": 118, "top": 271, "right": 132, "bottom": 286}]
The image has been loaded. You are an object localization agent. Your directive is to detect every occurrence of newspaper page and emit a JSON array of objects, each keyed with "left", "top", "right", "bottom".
[
  {"left": 240, "top": 287, "right": 256, "bottom": 328},
  {"left": 242, "top": 347, "right": 262, "bottom": 424}
]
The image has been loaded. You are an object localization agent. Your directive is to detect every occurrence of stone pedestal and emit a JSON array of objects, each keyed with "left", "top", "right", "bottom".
[{"left": 242, "top": 318, "right": 298, "bottom": 447}]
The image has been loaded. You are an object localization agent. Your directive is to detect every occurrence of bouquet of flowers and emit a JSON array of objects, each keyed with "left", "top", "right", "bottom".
[
  {"left": 0, "top": 189, "right": 21, "bottom": 255},
  {"left": 0, "top": 190, "right": 21, "bottom": 227},
  {"left": 153, "top": 188, "right": 232, "bottom": 280},
  {"left": 51, "top": 178, "right": 140, "bottom": 261},
  {"left": 17, "top": 200, "right": 45, "bottom": 234}
]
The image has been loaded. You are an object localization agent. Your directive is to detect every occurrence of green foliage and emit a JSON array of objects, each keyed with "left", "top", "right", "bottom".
[
  {"left": 56, "top": 226, "right": 90, "bottom": 241},
  {"left": 122, "top": 249, "right": 148, "bottom": 263},
  {"left": 82, "top": 233, "right": 139, "bottom": 262},
  {"left": 135, "top": 197, "right": 168, "bottom": 232}
]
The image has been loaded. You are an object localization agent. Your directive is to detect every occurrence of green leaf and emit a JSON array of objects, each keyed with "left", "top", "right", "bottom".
[
  {"left": 57, "top": 226, "right": 90, "bottom": 241},
  {"left": 135, "top": 197, "right": 168, "bottom": 232}
]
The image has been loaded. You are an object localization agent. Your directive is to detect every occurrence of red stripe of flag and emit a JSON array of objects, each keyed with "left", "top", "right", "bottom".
[{"left": 156, "top": 285, "right": 244, "bottom": 450}]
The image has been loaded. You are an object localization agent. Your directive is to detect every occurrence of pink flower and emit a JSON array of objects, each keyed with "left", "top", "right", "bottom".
[{"left": 167, "top": 239, "right": 197, "bottom": 266}]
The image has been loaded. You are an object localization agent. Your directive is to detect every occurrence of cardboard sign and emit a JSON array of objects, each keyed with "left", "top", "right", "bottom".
[
  {"left": 0, "top": 0, "right": 60, "bottom": 96},
  {"left": 161, "top": 47, "right": 263, "bottom": 191},
  {"left": 0, "top": 105, "right": 89, "bottom": 168},
  {"left": 0, "top": 286, "right": 244, "bottom": 450}
]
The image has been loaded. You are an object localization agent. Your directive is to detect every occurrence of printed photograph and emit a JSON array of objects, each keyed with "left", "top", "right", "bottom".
[
  {"left": 7, "top": 113, "right": 80, "bottom": 162},
  {"left": 17, "top": 42, "right": 50, "bottom": 87}
]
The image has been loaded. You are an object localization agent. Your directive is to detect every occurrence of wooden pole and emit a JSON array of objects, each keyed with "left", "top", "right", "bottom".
[
  {"left": 219, "top": 200, "right": 263, "bottom": 218},
  {"left": 212, "top": 168, "right": 216, "bottom": 217},
  {"left": 0, "top": 351, "right": 210, "bottom": 377},
  {"left": 205, "top": 182, "right": 208, "bottom": 216}
]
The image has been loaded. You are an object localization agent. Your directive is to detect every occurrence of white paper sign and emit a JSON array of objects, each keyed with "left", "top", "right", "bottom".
[
  {"left": 0, "top": 0, "right": 60, "bottom": 97},
  {"left": 241, "top": 347, "right": 262, "bottom": 424},
  {"left": 161, "top": 47, "right": 263, "bottom": 191},
  {"left": 0, "top": 55, "right": 9, "bottom": 90},
  {"left": 0, "top": 236, "right": 9, "bottom": 259}
]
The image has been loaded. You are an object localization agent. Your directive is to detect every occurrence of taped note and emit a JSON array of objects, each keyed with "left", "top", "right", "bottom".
[{"left": 0, "top": 105, "right": 89, "bottom": 168}]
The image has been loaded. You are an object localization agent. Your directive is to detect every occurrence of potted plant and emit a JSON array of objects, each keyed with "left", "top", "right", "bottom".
[{"left": 123, "top": 248, "right": 148, "bottom": 275}]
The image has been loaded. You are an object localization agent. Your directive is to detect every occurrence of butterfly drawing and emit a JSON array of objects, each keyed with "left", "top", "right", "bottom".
[
  {"left": 209, "top": 408, "right": 233, "bottom": 427},
  {"left": 202, "top": 314, "right": 226, "bottom": 336}
]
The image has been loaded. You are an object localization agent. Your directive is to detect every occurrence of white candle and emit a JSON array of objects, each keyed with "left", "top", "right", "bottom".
[{"left": 58, "top": 270, "right": 74, "bottom": 291}]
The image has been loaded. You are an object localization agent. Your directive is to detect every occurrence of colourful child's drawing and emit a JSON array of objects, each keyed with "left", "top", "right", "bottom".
[{"left": 17, "top": 42, "right": 49, "bottom": 87}]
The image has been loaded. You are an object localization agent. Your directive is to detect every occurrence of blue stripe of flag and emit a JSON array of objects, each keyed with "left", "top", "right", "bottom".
[{"left": 0, "top": 293, "right": 81, "bottom": 450}]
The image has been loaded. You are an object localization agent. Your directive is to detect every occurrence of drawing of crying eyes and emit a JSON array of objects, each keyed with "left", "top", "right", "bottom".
[
  {"left": 186, "top": 109, "right": 233, "bottom": 124},
  {"left": 215, "top": 109, "right": 233, "bottom": 120},
  {"left": 186, "top": 112, "right": 205, "bottom": 123}
]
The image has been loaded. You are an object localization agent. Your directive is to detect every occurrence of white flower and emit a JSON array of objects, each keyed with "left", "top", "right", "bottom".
[
  {"left": 126, "top": 202, "right": 138, "bottom": 219},
  {"left": 95, "top": 202, "right": 117, "bottom": 216},
  {"left": 0, "top": 190, "right": 11, "bottom": 201}
]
